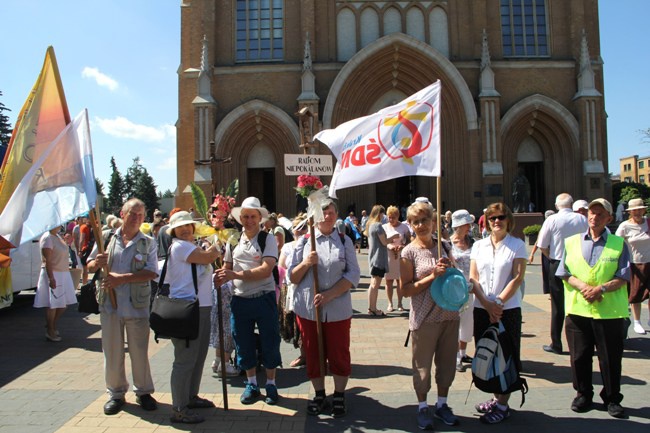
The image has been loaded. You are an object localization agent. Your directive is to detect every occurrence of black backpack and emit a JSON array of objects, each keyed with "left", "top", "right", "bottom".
[
  {"left": 252, "top": 230, "right": 280, "bottom": 286},
  {"left": 471, "top": 322, "right": 528, "bottom": 406},
  {"left": 281, "top": 226, "right": 294, "bottom": 243}
]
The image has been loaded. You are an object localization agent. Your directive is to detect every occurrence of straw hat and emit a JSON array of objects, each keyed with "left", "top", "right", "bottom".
[
  {"left": 627, "top": 198, "right": 648, "bottom": 211},
  {"left": 231, "top": 197, "right": 270, "bottom": 225},
  {"left": 166, "top": 211, "right": 199, "bottom": 236}
]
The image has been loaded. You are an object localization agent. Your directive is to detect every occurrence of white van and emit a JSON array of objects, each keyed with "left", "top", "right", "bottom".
[{"left": 10, "top": 240, "right": 42, "bottom": 293}]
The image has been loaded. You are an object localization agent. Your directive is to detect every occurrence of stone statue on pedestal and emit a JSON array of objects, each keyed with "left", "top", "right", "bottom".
[{"left": 512, "top": 168, "right": 530, "bottom": 213}]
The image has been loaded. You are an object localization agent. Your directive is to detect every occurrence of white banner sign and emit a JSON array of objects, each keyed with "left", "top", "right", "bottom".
[
  {"left": 314, "top": 80, "right": 441, "bottom": 198},
  {"left": 284, "top": 154, "right": 333, "bottom": 176}
]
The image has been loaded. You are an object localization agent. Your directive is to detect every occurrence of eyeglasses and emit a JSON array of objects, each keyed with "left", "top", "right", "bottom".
[
  {"left": 488, "top": 215, "right": 507, "bottom": 222},
  {"left": 411, "top": 218, "right": 432, "bottom": 226}
]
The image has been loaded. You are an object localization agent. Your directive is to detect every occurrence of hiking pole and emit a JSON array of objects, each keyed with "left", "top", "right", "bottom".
[
  {"left": 309, "top": 216, "right": 326, "bottom": 377},
  {"left": 216, "top": 281, "right": 229, "bottom": 410},
  {"left": 89, "top": 206, "right": 117, "bottom": 309}
]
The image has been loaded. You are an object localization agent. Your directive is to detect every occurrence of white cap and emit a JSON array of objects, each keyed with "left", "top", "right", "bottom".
[{"left": 572, "top": 200, "right": 589, "bottom": 211}]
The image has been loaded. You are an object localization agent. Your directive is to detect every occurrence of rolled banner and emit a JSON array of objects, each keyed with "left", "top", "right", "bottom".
[{"left": 307, "top": 185, "right": 330, "bottom": 223}]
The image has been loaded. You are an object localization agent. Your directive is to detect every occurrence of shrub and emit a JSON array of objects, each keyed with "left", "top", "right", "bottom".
[{"left": 522, "top": 224, "right": 542, "bottom": 236}]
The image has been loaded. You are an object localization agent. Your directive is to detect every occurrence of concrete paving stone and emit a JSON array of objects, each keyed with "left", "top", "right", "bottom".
[
  {"left": 2, "top": 248, "right": 650, "bottom": 432},
  {"left": 0, "top": 426, "right": 59, "bottom": 433}
]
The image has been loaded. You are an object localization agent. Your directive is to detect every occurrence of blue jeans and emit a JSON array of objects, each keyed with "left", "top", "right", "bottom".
[{"left": 230, "top": 292, "right": 282, "bottom": 371}]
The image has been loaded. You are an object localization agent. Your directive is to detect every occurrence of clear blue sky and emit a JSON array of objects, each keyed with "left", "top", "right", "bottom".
[
  {"left": 1, "top": 0, "right": 180, "bottom": 193},
  {"left": 1, "top": 1, "right": 648, "bottom": 195}
]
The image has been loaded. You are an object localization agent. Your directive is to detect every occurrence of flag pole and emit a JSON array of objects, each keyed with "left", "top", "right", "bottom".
[
  {"left": 436, "top": 178, "right": 442, "bottom": 258},
  {"left": 89, "top": 204, "right": 117, "bottom": 309}
]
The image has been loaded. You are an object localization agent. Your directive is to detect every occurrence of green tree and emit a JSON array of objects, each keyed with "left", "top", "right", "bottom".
[
  {"left": 124, "top": 157, "right": 159, "bottom": 219},
  {"left": 0, "top": 91, "right": 12, "bottom": 156},
  {"left": 123, "top": 156, "right": 142, "bottom": 197},
  {"left": 106, "top": 157, "right": 125, "bottom": 215},
  {"left": 161, "top": 189, "right": 174, "bottom": 198},
  {"left": 613, "top": 181, "right": 650, "bottom": 210},
  {"left": 133, "top": 168, "right": 159, "bottom": 220}
]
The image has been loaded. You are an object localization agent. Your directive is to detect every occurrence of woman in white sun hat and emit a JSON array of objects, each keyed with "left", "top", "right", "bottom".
[
  {"left": 214, "top": 197, "right": 282, "bottom": 406},
  {"left": 166, "top": 211, "right": 221, "bottom": 424},
  {"left": 615, "top": 198, "right": 650, "bottom": 334},
  {"left": 449, "top": 209, "right": 476, "bottom": 372}
]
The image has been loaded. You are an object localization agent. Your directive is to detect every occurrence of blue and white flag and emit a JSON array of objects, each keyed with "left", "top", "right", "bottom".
[{"left": 0, "top": 110, "right": 97, "bottom": 245}]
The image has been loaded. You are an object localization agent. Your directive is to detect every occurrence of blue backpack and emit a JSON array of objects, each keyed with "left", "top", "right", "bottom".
[{"left": 471, "top": 321, "right": 528, "bottom": 406}]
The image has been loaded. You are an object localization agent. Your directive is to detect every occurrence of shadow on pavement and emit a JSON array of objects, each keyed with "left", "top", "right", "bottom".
[{"left": 0, "top": 291, "right": 102, "bottom": 388}]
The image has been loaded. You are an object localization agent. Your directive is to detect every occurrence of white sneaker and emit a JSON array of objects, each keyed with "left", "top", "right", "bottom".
[
  {"left": 216, "top": 362, "right": 240, "bottom": 377},
  {"left": 633, "top": 321, "right": 646, "bottom": 335}
]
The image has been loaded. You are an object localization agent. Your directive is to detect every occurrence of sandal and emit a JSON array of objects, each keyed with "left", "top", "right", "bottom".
[
  {"left": 290, "top": 356, "right": 306, "bottom": 368},
  {"left": 170, "top": 408, "right": 205, "bottom": 424},
  {"left": 386, "top": 305, "right": 394, "bottom": 312},
  {"left": 331, "top": 394, "right": 346, "bottom": 418},
  {"left": 187, "top": 395, "right": 215, "bottom": 409},
  {"left": 367, "top": 309, "right": 386, "bottom": 316},
  {"left": 307, "top": 394, "right": 328, "bottom": 416}
]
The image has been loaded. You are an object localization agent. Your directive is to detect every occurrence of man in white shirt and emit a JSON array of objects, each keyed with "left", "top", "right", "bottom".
[{"left": 536, "top": 193, "right": 588, "bottom": 354}]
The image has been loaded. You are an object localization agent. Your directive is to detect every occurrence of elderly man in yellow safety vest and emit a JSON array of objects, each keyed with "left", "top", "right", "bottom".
[{"left": 556, "top": 198, "right": 631, "bottom": 419}]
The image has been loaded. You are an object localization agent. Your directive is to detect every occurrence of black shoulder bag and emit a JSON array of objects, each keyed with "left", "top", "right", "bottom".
[
  {"left": 149, "top": 248, "right": 199, "bottom": 347},
  {"left": 78, "top": 231, "right": 115, "bottom": 314}
]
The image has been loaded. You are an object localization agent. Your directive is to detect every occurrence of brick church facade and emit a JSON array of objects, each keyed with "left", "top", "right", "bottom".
[{"left": 176, "top": 0, "right": 609, "bottom": 217}]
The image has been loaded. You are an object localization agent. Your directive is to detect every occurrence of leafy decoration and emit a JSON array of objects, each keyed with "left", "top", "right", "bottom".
[{"left": 190, "top": 182, "right": 209, "bottom": 221}]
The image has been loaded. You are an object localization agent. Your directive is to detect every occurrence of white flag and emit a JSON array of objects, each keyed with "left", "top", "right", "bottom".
[
  {"left": 315, "top": 81, "right": 441, "bottom": 198},
  {"left": 0, "top": 110, "right": 97, "bottom": 245}
]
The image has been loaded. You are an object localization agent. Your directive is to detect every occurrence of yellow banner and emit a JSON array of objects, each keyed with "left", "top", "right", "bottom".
[
  {"left": 0, "top": 46, "right": 70, "bottom": 213},
  {"left": 0, "top": 46, "right": 70, "bottom": 307}
]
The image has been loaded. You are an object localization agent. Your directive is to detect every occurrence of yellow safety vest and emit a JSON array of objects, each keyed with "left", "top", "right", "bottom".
[{"left": 562, "top": 233, "right": 628, "bottom": 319}]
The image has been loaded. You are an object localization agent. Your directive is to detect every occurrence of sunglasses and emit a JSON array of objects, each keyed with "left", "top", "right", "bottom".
[{"left": 488, "top": 215, "right": 507, "bottom": 222}]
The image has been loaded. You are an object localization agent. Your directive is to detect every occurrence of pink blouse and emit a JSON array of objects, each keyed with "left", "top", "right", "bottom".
[{"left": 401, "top": 241, "right": 459, "bottom": 331}]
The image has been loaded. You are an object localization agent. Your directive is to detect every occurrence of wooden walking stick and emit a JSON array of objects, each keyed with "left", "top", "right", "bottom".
[
  {"left": 88, "top": 206, "right": 117, "bottom": 308},
  {"left": 309, "top": 216, "right": 326, "bottom": 377},
  {"left": 216, "top": 275, "right": 229, "bottom": 410}
]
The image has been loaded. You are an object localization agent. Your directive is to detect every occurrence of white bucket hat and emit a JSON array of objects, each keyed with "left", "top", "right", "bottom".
[
  {"left": 231, "top": 197, "right": 270, "bottom": 225},
  {"left": 627, "top": 198, "right": 648, "bottom": 211},
  {"left": 166, "top": 211, "right": 199, "bottom": 236},
  {"left": 451, "top": 209, "right": 475, "bottom": 228}
]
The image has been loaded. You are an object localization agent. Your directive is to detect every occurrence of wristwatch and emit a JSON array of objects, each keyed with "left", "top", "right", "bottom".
[
  {"left": 600, "top": 285, "right": 607, "bottom": 294},
  {"left": 495, "top": 298, "right": 504, "bottom": 306}
]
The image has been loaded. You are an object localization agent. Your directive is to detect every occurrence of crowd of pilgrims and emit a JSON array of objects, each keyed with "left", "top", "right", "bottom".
[{"left": 30, "top": 193, "right": 646, "bottom": 428}]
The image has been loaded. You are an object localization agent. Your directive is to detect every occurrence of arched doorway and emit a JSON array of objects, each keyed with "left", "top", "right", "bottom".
[
  {"left": 247, "top": 143, "right": 276, "bottom": 211},
  {"left": 517, "top": 136, "right": 545, "bottom": 212},
  {"left": 320, "top": 33, "right": 478, "bottom": 214}
]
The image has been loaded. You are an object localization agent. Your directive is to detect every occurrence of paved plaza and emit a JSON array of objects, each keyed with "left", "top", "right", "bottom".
[{"left": 0, "top": 246, "right": 649, "bottom": 432}]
